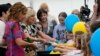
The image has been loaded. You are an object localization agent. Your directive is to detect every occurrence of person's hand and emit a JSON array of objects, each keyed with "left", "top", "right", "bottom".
[
  {"left": 28, "top": 43, "right": 37, "bottom": 49},
  {"left": 51, "top": 38, "right": 56, "bottom": 42},
  {"left": 51, "top": 42, "right": 57, "bottom": 46}
]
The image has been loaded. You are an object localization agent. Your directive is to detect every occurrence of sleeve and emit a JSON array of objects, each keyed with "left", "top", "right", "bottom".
[
  {"left": 20, "top": 23, "right": 27, "bottom": 33},
  {"left": 13, "top": 23, "right": 23, "bottom": 39},
  {"left": 53, "top": 25, "right": 58, "bottom": 39},
  {"left": 21, "top": 24, "right": 26, "bottom": 30},
  {"left": 0, "top": 21, "right": 5, "bottom": 42}
]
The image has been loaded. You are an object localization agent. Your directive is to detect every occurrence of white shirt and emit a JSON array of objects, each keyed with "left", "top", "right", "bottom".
[{"left": 0, "top": 21, "right": 5, "bottom": 44}]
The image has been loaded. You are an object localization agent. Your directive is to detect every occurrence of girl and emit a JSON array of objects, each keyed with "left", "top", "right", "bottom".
[
  {"left": 53, "top": 12, "right": 67, "bottom": 43},
  {"left": 54, "top": 31, "right": 91, "bottom": 56}
]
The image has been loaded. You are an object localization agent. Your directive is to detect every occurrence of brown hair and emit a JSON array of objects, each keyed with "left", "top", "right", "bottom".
[
  {"left": 8, "top": 2, "right": 27, "bottom": 21},
  {"left": 37, "top": 9, "right": 47, "bottom": 21},
  {"left": 75, "top": 31, "right": 91, "bottom": 56},
  {"left": 58, "top": 12, "right": 67, "bottom": 18}
]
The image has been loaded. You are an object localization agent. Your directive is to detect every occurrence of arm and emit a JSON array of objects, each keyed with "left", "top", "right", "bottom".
[
  {"left": 15, "top": 38, "right": 36, "bottom": 48},
  {"left": 37, "top": 36, "right": 48, "bottom": 43},
  {"left": 24, "top": 32, "right": 47, "bottom": 43},
  {"left": 24, "top": 32, "right": 39, "bottom": 41},
  {"left": 13, "top": 23, "right": 37, "bottom": 48},
  {"left": 54, "top": 46, "right": 76, "bottom": 53},
  {"left": 54, "top": 47, "right": 69, "bottom": 52},
  {"left": 0, "top": 39, "right": 6, "bottom": 46},
  {"left": 90, "top": 3, "right": 98, "bottom": 24},
  {"left": 37, "top": 31, "right": 56, "bottom": 42}
]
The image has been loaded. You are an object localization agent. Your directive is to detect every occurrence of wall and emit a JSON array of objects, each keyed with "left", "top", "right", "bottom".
[{"left": 0, "top": 0, "right": 94, "bottom": 23}]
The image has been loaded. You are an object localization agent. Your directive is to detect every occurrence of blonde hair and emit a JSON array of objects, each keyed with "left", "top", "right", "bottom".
[
  {"left": 25, "top": 7, "right": 36, "bottom": 21},
  {"left": 40, "top": 2, "right": 49, "bottom": 12},
  {"left": 75, "top": 31, "right": 91, "bottom": 56},
  {"left": 8, "top": 2, "right": 27, "bottom": 20}
]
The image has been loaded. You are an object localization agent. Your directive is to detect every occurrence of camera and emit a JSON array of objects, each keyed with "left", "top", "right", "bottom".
[{"left": 80, "top": 5, "right": 91, "bottom": 22}]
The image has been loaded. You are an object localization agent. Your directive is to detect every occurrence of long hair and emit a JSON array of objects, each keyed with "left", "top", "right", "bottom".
[
  {"left": 8, "top": 2, "right": 27, "bottom": 21},
  {"left": 75, "top": 31, "right": 91, "bottom": 56}
]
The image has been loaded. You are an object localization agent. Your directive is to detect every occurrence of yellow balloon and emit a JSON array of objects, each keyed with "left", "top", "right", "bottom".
[
  {"left": 72, "top": 22, "right": 87, "bottom": 34},
  {"left": 50, "top": 51, "right": 61, "bottom": 54}
]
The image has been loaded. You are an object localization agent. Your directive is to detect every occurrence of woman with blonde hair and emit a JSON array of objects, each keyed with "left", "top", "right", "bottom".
[
  {"left": 21, "top": 8, "right": 45, "bottom": 53},
  {"left": 21, "top": 7, "right": 56, "bottom": 51},
  {"left": 2, "top": 2, "right": 37, "bottom": 56},
  {"left": 22, "top": 7, "right": 56, "bottom": 42}
]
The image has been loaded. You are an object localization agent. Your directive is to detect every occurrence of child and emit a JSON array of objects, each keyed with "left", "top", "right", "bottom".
[
  {"left": 74, "top": 31, "right": 91, "bottom": 56},
  {"left": 54, "top": 31, "right": 75, "bottom": 50},
  {"left": 53, "top": 31, "right": 91, "bottom": 56},
  {"left": 53, "top": 12, "right": 67, "bottom": 43}
]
